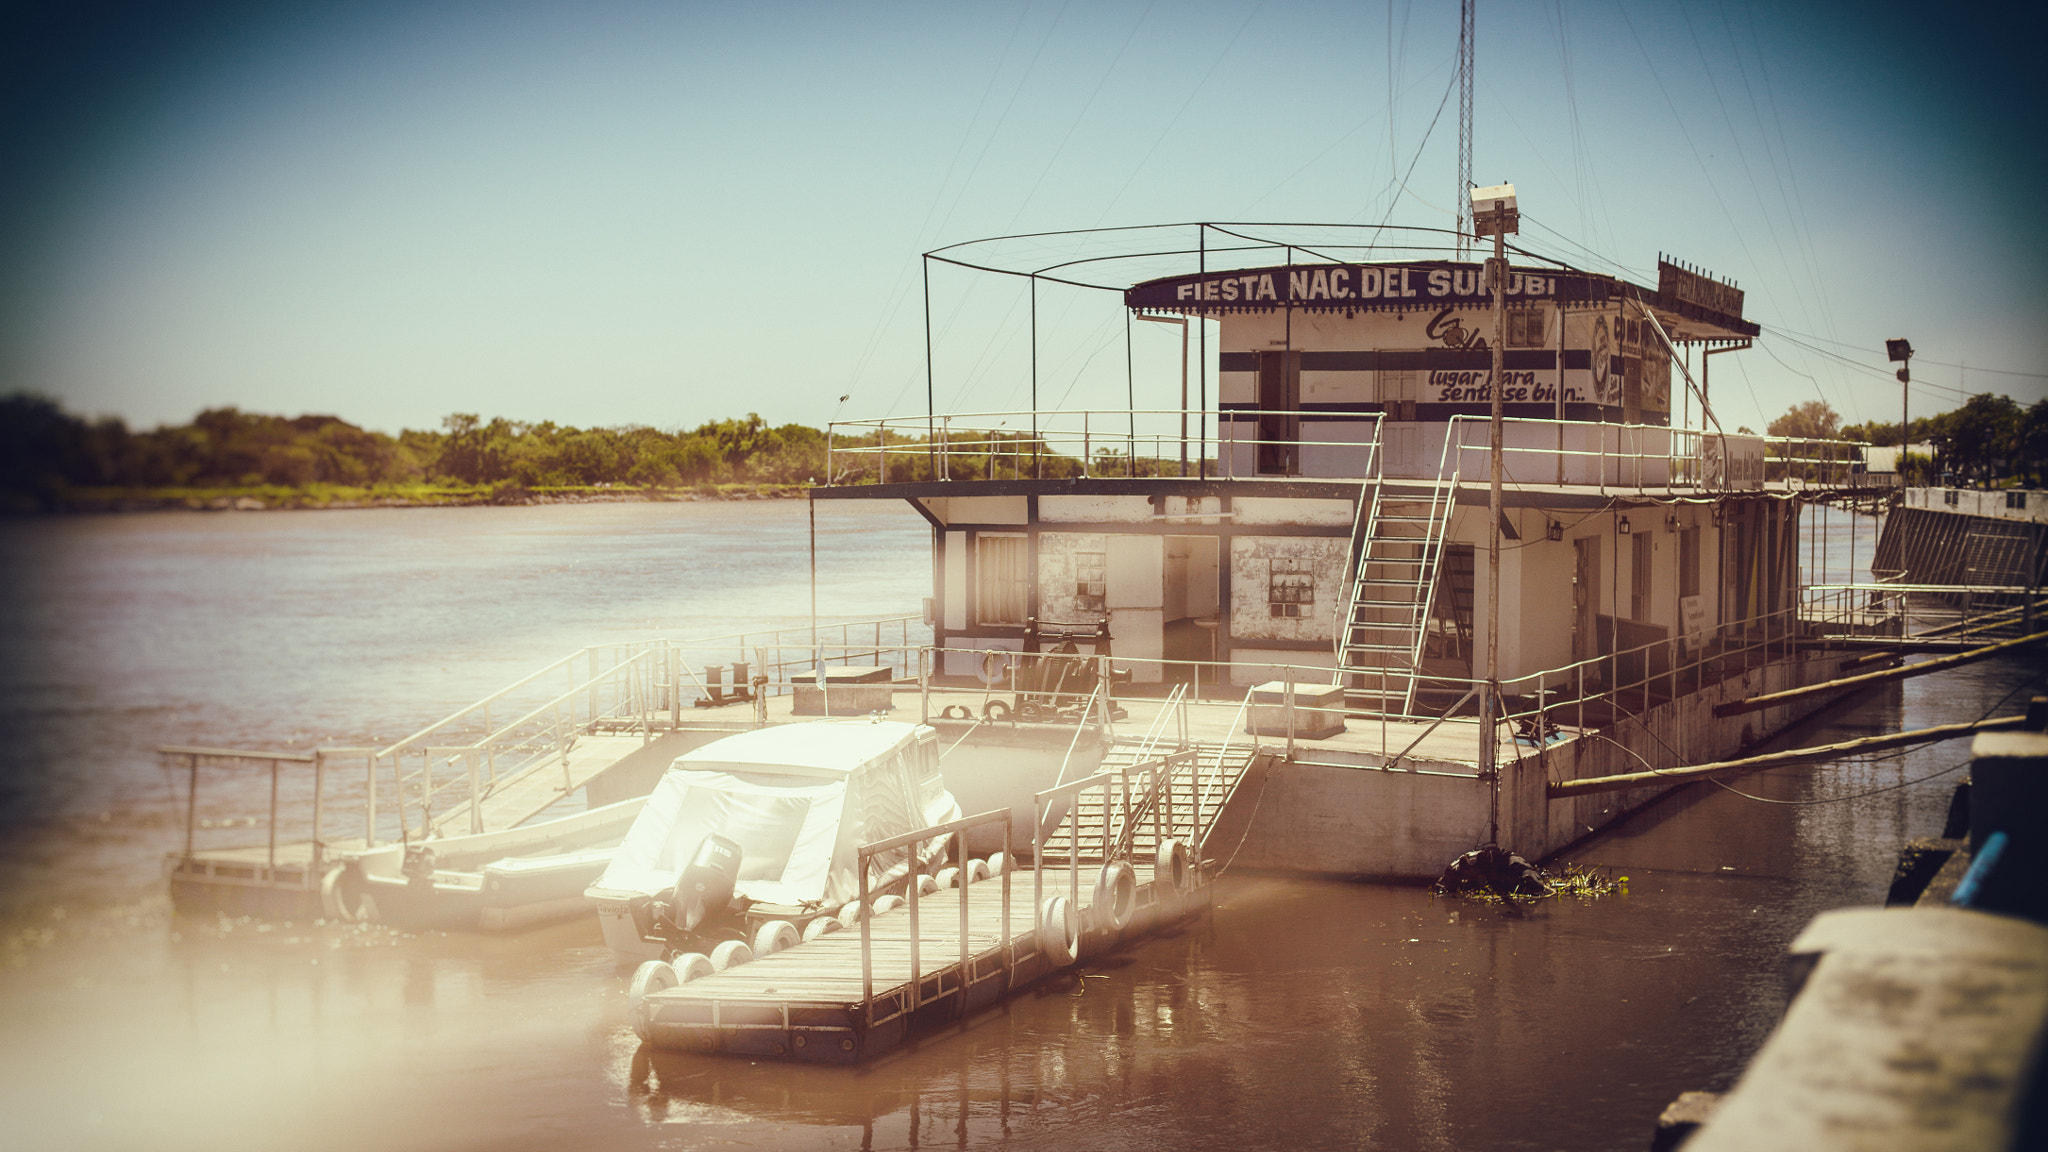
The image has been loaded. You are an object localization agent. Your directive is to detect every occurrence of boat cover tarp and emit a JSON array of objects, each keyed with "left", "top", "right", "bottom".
[{"left": 595, "top": 720, "right": 960, "bottom": 909}]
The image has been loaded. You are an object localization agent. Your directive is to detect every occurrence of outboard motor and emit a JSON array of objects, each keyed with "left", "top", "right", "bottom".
[
  {"left": 401, "top": 845, "right": 437, "bottom": 889},
  {"left": 664, "top": 834, "right": 742, "bottom": 934}
]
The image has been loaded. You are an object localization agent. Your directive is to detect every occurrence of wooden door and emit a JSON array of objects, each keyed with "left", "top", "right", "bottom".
[
  {"left": 1573, "top": 535, "right": 1600, "bottom": 663},
  {"left": 1256, "top": 350, "right": 1300, "bottom": 475}
]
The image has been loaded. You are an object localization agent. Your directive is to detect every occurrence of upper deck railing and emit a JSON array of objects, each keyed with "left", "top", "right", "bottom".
[{"left": 826, "top": 411, "right": 1896, "bottom": 493}]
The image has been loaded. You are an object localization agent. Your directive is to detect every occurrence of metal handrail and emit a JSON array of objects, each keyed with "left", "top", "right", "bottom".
[
  {"left": 855, "top": 806, "right": 1015, "bottom": 1030},
  {"left": 829, "top": 410, "right": 1892, "bottom": 494}
]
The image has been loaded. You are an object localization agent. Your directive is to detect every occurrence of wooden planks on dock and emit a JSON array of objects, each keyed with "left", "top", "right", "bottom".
[
  {"left": 672, "top": 866, "right": 1145, "bottom": 1003},
  {"left": 641, "top": 862, "right": 1198, "bottom": 1062}
]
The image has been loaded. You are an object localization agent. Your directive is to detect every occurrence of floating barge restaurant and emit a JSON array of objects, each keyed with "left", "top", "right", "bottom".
[
  {"left": 166, "top": 221, "right": 1929, "bottom": 945},
  {"left": 163, "top": 219, "right": 2025, "bottom": 1064},
  {"left": 816, "top": 220, "right": 1909, "bottom": 876}
]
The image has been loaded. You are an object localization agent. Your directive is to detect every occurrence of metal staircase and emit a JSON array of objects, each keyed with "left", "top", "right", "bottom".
[
  {"left": 1336, "top": 471, "right": 1460, "bottom": 717},
  {"left": 1036, "top": 739, "right": 1261, "bottom": 865}
]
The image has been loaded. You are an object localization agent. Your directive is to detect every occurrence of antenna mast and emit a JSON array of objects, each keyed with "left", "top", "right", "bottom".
[{"left": 1456, "top": 0, "right": 1474, "bottom": 256}]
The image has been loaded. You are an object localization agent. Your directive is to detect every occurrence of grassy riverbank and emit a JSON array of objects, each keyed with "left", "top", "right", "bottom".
[{"left": 42, "top": 479, "right": 810, "bottom": 513}]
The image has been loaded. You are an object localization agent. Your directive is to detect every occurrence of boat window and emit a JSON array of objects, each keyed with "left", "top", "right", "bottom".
[
  {"left": 1679, "top": 528, "right": 1700, "bottom": 599},
  {"left": 976, "top": 534, "right": 1029, "bottom": 626}
]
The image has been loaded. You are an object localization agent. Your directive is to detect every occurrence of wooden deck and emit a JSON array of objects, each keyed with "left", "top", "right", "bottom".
[
  {"left": 641, "top": 863, "right": 1206, "bottom": 1062},
  {"left": 679, "top": 686, "right": 1496, "bottom": 772}
]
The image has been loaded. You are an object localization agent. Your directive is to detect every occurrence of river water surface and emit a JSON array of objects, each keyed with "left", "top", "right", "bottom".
[{"left": 0, "top": 500, "right": 2035, "bottom": 1151}]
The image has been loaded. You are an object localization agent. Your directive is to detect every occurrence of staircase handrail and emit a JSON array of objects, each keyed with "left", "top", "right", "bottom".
[
  {"left": 1190, "top": 689, "right": 1259, "bottom": 853},
  {"left": 1334, "top": 415, "right": 1389, "bottom": 660}
]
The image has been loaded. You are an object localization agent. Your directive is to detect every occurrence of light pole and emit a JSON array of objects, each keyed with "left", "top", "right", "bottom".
[
  {"left": 1471, "top": 182, "right": 1518, "bottom": 848},
  {"left": 1886, "top": 338, "right": 1914, "bottom": 473}
]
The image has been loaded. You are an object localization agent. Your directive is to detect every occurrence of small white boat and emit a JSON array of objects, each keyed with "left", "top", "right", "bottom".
[
  {"left": 587, "top": 718, "right": 962, "bottom": 964},
  {"left": 322, "top": 794, "right": 647, "bottom": 931}
]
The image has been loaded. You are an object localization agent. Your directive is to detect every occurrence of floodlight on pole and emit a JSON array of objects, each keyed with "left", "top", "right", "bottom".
[{"left": 1887, "top": 337, "right": 1914, "bottom": 454}]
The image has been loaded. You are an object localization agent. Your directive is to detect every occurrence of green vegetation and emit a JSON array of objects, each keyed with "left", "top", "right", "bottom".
[
  {"left": 0, "top": 395, "right": 829, "bottom": 511},
  {"left": 1835, "top": 392, "right": 2048, "bottom": 487}
]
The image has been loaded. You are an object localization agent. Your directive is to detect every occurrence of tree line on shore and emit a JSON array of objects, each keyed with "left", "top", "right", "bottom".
[
  {"left": 4, "top": 389, "right": 2043, "bottom": 511},
  {"left": 0, "top": 395, "right": 832, "bottom": 509},
  {"left": 1762, "top": 392, "right": 2048, "bottom": 487}
]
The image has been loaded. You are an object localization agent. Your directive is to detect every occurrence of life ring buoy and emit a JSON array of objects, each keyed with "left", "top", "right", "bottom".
[
  {"left": 802, "top": 916, "right": 842, "bottom": 942},
  {"left": 871, "top": 894, "right": 905, "bottom": 915},
  {"left": 709, "top": 940, "right": 753, "bottom": 971},
  {"left": 983, "top": 699, "right": 1013, "bottom": 723},
  {"left": 752, "top": 920, "right": 799, "bottom": 957},
  {"left": 979, "top": 649, "right": 1013, "bottom": 686},
  {"left": 1092, "top": 860, "right": 1137, "bottom": 933},
  {"left": 1039, "top": 895, "right": 1079, "bottom": 967},
  {"left": 628, "top": 959, "right": 678, "bottom": 1041},
  {"left": 934, "top": 867, "right": 961, "bottom": 889},
  {"left": 963, "top": 858, "right": 990, "bottom": 884},
  {"left": 985, "top": 852, "right": 1011, "bottom": 877}
]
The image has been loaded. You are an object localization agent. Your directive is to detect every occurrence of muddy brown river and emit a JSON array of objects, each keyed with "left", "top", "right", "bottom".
[{"left": 0, "top": 501, "right": 2034, "bottom": 1150}]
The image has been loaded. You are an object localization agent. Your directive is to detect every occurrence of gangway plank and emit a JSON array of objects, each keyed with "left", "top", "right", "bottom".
[{"left": 427, "top": 733, "right": 651, "bottom": 836}]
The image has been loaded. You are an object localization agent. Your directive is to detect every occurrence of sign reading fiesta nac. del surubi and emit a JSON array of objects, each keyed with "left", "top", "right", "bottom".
[{"left": 1125, "top": 261, "right": 1592, "bottom": 309}]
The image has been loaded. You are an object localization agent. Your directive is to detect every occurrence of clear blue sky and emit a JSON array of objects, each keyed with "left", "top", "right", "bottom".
[{"left": 2, "top": 0, "right": 2042, "bottom": 438}]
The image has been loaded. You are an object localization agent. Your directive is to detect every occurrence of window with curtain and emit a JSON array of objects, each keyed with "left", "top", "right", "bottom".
[{"left": 976, "top": 534, "right": 1028, "bottom": 626}]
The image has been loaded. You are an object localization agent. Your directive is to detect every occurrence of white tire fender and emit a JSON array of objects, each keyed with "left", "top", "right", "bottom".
[
  {"left": 627, "top": 960, "right": 678, "bottom": 1041},
  {"left": 670, "top": 952, "right": 715, "bottom": 982},
  {"left": 1039, "top": 895, "right": 1079, "bottom": 968},
  {"left": 751, "top": 920, "right": 799, "bottom": 957},
  {"left": 1092, "top": 860, "right": 1137, "bottom": 933},
  {"left": 1155, "top": 839, "right": 1190, "bottom": 893}
]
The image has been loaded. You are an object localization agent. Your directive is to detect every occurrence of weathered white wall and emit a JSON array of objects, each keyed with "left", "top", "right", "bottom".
[
  {"left": 1036, "top": 532, "right": 1105, "bottom": 623},
  {"left": 1904, "top": 487, "right": 2048, "bottom": 524},
  {"left": 1213, "top": 648, "right": 1850, "bottom": 878},
  {"left": 1040, "top": 494, "right": 1154, "bottom": 523},
  {"left": 1159, "top": 495, "right": 1226, "bottom": 521},
  {"left": 1514, "top": 519, "right": 1577, "bottom": 680},
  {"left": 923, "top": 496, "right": 1028, "bottom": 525},
  {"left": 1228, "top": 535, "right": 1345, "bottom": 643},
  {"left": 1233, "top": 496, "right": 1354, "bottom": 526}
]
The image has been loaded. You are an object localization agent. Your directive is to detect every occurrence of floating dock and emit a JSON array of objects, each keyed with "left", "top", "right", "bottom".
[
  {"left": 632, "top": 755, "right": 1223, "bottom": 1063},
  {"left": 635, "top": 861, "right": 1203, "bottom": 1062}
]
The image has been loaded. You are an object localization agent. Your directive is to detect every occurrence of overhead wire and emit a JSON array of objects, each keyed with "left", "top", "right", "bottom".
[
  {"left": 1093, "top": 0, "right": 1270, "bottom": 226},
  {"left": 1006, "top": 0, "right": 1155, "bottom": 229}
]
